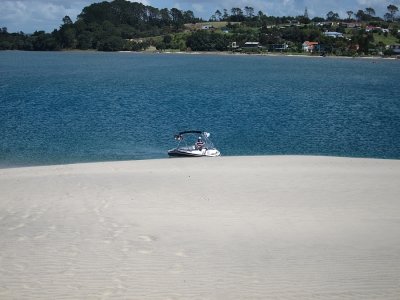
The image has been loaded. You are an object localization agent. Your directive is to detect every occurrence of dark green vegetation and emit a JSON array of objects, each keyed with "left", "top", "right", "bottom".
[{"left": 1, "top": 1, "right": 399, "bottom": 56}]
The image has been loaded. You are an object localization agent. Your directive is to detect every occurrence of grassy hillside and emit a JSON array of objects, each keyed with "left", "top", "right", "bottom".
[
  {"left": 184, "top": 21, "right": 241, "bottom": 30},
  {"left": 373, "top": 33, "right": 398, "bottom": 45}
]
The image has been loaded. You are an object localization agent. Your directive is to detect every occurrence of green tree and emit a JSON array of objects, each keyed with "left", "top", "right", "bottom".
[
  {"left": 230, "top": 8, "right": 244, "bottom": 21},
  {"left": 97, "top": 36, "right": 124, "bottom": 51},
  {"left": 326, "top": 11, "right": 339, "bottom": 21},
  {"left": 244, "top": 6, "right": 254, "bottom": 18},
  {"left": 31, "top": 31, "right": 59, "bottom": 50},
  {"left": 355, "top": 10, "right": 366, "bottom": 21},
  {"left": 346, "top": 10, "right": 353, "bottom": 20},
  {"left": 365, "top": 7, "right": 375, "bottom": 17},
  {"left": 312, "top": 17, "right": 325, "bottom": 22},
  {"left": 170, "top": 8, "right": 183, "bottom": 28},
  {"left": 163, "top": 34, "right": 172, "bottom": 48},
  {"left": 215, "top": 10, "right": 222, "bottom": 21},
  {"left": 183, "top": 10, "right": 195, "bottom": 23},
  {"left": 387, "top": 4, "right": 399, "bottom": 21},
  {"left": 281, "top": 27, "right": 305, "bottom": 43},
  {"left": 62, "top": 15, "right": 73, "bottom": 25},
  {"left": 78, "top": 1, "right": 112, "bottom": 23},
  {"left": 58, "top": 27, "right": 77, "bottom": 48},
  {"left": 186, "top": 30, "right": 229, "bottom": 51},
  {"left": 223, "top": 9, "right": 229, "bottom": 20},
  {"left": 77, "top": 31, "right": 94, "bottom": 49},
  {"left": 384, "top": 12, "right": 393, "bottom": 21},
  {"left": 353, "top": 30, "right": 374, "bottom": 54},
  {"left": 160, "top": 8, "right": 171, "bottom": 25}
]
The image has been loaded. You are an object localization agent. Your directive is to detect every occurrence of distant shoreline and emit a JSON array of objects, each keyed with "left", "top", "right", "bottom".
[
  {"left": 121, "top": 49, "right": 400, "bottom": 60},
  {"left": 2, "top": 49, "right": 399, "bottom": 60}
]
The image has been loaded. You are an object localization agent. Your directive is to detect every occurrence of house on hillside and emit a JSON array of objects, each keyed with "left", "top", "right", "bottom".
[
  {"left": 387, "top": 44, "right": 400, "bottom": 54},
  {"left": 221, "top": 28, "right": 230, "bottom": 33},
  {"left": 268, "top": 43, "right": 289, "bottom": 52},
  {"left": 243, "top": 42, "right": 261, "bottom": 49},
  {"left": 229, "top": 42, "right": 240, "bottom": 51},
  {"left": 342, "top": 22, "right": 361, "bottom": 28},
  {"left": 201, "top": 25, "right": 214, "bottom": 30},
  {"left": 323, "top": 31, "right": 344, "bottom": 38},
  {"left": 302, "top": 41, "right": 319, "bottom": 52},
  {"left": 315, "top": 21, "right": 340, "bottom": 27}
]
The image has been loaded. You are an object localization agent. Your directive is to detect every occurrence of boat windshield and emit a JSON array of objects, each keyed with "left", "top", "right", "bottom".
[{"left": 173, "top": 131, "right": 215, "bottom": 149}]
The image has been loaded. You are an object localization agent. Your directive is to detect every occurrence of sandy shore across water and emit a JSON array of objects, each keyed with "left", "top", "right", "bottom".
[{"left": 1, "top": 156, "right": 400, "bottom": 299}]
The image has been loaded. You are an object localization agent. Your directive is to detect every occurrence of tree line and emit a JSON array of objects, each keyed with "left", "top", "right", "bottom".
[
  {"left": 0, "top": 0, "right": 199, "bottom": 51},
  {"left": 209, "top": 5, "right": 399, "bottom": 23},
  {"left": 0, "top": 0, "right": 399, "bottom": 55}
]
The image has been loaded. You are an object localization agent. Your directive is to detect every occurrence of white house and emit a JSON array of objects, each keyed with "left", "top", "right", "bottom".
[
  {"left": 365, "top": 26, "right": 389, "bottom": 33},
  {"left": 302, "top": 41, "right": 319, "bottom": 52},
  {"left": 387, "top": 44, "right": 400, "bottom": 54},
  {"left": 243, "top": 42, "right": 261, "bottom": 48},
  {"left": 323, "top": 31, "right": 344, "bottom": 38},
  {"left": 201, "top": 25, "right": 214, "bottom": 30},
  {"left": 229, "top": 42, "right": 239, "bottom": 50}
]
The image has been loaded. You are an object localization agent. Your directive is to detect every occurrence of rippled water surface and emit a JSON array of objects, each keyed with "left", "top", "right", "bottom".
[{"left": 1, "top": 51, "right": 399, "bottom": 166}]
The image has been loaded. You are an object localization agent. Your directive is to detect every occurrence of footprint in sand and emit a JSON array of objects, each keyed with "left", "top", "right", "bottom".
[
  {"left": 169, "top": 263, "right": 184, "bottom": 274},
  {"left": 14, "top": 263, "right": 27, "bottom": 272},
  {"left": 8, "top": 223, "right": 25, "bottom": 230},
  {"left": 33, "top": 225, "right": 56, "bottom": 239},
  {"left": 21, "top": 213, "right": 31, "bottom": 219},
  {"left": 137, "top": 249, "right": 153, "bottom": 254},
  {"left": 34, "top": 232, "right": 49, "bottom": 239},
  {"left": 136, "top": 235, "right": 157, "bottom": 254},
  {"left": 175, "top": 250, "right": 188, "bottom": 258},
  {"left": 102, "top": 199, "right": 110, "bottom": 210},
  {"left": 138, "top": 235, "right": 157, "bottom": 242}
]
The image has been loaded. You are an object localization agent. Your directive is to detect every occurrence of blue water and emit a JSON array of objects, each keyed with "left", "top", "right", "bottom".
[{"left": 1, "top": 51, "right": 399, "bottom": 167}]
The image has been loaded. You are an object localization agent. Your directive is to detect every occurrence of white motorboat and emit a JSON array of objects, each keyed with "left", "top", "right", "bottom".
[{"left": 168, "top": 131, "right": 221, "bottom": 157}]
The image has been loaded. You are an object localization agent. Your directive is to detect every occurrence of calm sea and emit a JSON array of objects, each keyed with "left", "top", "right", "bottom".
[{"left": 0, "top": 51, "right": 399, "bottom": 167}]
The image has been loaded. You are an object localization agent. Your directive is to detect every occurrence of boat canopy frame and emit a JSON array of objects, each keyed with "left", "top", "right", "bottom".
[{"left": 173, "top": 130, "right": 214, "bottom": 149}]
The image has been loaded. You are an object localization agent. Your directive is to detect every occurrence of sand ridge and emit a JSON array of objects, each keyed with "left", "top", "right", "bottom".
[{"left": 1, "top": 156, "right": 400, "bottom": 299}]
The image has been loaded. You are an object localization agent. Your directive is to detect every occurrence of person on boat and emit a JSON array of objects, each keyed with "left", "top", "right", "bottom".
[{"left": 195, "top": 137, "right": 205, "bottom": 150}]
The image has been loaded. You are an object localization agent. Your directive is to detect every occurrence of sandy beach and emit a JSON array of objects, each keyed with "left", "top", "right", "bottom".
[
  {"left": 1, "top": 156, "right": 400, "bottom": 299},
  {"left": 147, "top": 50, "right": 400, "bottom": 61}
]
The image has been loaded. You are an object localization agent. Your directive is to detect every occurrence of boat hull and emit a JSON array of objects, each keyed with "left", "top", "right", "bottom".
[{"left": 168, "top": 148, "right": 220, "bottom": 157}]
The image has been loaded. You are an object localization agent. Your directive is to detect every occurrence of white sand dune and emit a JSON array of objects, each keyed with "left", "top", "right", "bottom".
[{"left": 1, "top": 156, "right": 400, "bottom": 299}]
